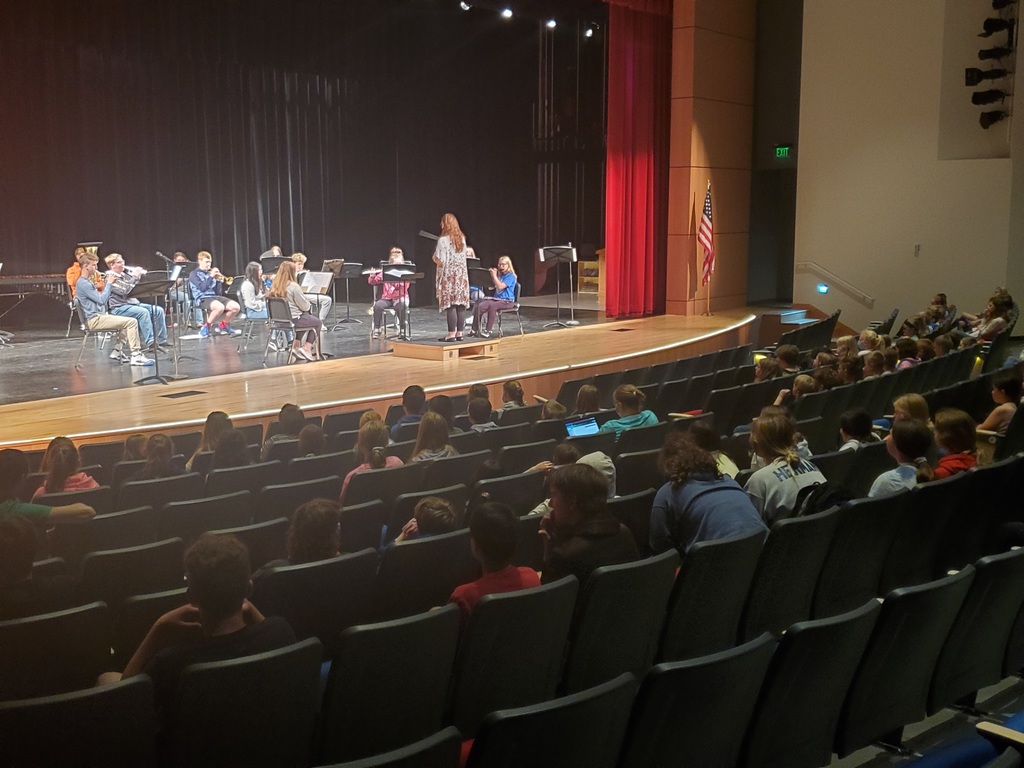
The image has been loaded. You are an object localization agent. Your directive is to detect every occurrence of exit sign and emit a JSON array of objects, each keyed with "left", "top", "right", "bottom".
[{"left": 774, "top": 143, "right": 794, "bottom": 160}]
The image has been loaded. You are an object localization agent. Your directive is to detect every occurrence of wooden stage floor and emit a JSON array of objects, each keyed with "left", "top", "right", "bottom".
[{"left": 0, "top": 312, "right": 755, "bottom": 451}]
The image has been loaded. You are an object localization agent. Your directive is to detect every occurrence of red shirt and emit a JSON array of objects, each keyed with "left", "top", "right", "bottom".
[
  {"left": 934, "top": 452, "right": 977, "bottom": 479},
  {"left": 449, "top": 566, "right": 541, "bottom": 623}
]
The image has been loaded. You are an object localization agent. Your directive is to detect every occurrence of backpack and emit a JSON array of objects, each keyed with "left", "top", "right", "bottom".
[{"left": 793, "top": 481, "right": 853, "bottom": 518}]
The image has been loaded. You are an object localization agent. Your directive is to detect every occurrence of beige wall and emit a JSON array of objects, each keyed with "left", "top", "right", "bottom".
[
  {"left": 795, "top": 0, "right": 1017, "bottom": 332},
  {"left": 667, "top": 0, "right": 756, "bottom": 315}
]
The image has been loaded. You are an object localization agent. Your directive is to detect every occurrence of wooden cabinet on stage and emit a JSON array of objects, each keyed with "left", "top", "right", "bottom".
[{"left": 579, "top": 249, "right": 605, "bottom": 306}]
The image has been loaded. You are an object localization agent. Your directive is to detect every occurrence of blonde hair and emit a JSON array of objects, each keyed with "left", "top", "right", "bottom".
[
  {"left": 893, "top": 393, "right": 930, "bottom": 423},
  {"left": 835, "top": 335, "right": 857, "bottom": 358},
  {"left": 389, "top": 247, "right": 404, "bottom": 261},
  {"left": 291, "top": 252, "right": 307, "bottom": 267},
  {"left": 197, "top": 250, "right": 212, "bottom": 264},
  {"left": 497, "top": 255, "right": 517, "bottom": 277},
  {"left": 103, "top": 253, "right": 123, "bottom": 267}
]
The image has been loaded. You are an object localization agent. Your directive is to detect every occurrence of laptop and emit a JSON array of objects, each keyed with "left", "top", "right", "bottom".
[{"left": 565, "top": 416, "right": 599, "bottom": 438}]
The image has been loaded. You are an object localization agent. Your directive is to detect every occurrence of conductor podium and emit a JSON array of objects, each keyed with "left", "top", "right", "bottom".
[{"left": 391, "top": 335, "right": 500, "bottom": 363}]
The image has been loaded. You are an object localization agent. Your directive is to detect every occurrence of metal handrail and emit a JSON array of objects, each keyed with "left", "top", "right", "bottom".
[{"left": 795, "top": 261, "right": 875, "bottom": 308}]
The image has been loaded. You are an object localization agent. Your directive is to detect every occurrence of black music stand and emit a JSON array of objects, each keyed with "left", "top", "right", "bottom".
[
  {"left": 380, "top": 263, "right": 421, "bottom": 339},
  {"left": 128, "top": 277, "right": 179, "bottom": 385},
  {"left": 538, "top": 244, "right": 579, "bottom": 328},
  {"left": 322, "top": 259, "right": 344, "bottom": 330},
  {"left": 335, "top": 262, "right": 363, "bottom": 326},
  {"left": 260, "top": 255, "right": 287, "bottom": 276}
]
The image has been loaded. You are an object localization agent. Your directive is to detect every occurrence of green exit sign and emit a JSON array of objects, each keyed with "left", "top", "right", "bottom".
[{"left": 775, "top": 143, "right": 794, "bottom": 159}]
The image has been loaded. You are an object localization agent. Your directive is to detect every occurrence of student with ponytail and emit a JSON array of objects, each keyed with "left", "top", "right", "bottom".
[
  {"left": 868, "top": 419, "right": 934, "bottom": 498},
  {"left": 340, "top": 420, "right": 402, "bottom": 505},
  {"left": 743, "top": 409, "right": 826, "bottom": 523}
]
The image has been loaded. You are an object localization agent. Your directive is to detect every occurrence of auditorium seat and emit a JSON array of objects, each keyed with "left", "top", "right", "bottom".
[
  {"left": 116, "top": 472, "right": 203, "bottom": 511},
  {"left": 497, "top": 438, "right": 556, "bottom": 475},
  {"left": 158, "top": 490, "right": 252, "bottom": 543},
  {"left": 464, "top": 673, "right": 636, "bottom": 768},
  {"left": 387, "top": 484, "right": 469, "bottom": 543},
  {"left": 110, "top": 587, "right": 189, "bottom": 668},
  {"left": 79, "top": 537, "right": 185, "bottom": 609},
  {"left": 479, "top": 423, "right": 533, "bottom": 455},
  {"left": 449, "top": 577, "right": 578, "bottom": 737},
  {"left": 422, "top": 449, "right": 490, "bottom": 491},
  {"left": 205, "top": 517, "right": 288, "bottom": 571},
  {"left": 619, "top": 634, "right": 776, "bottom": 768},
  {"left": 318, "top": 727, "right": 462, "bottom": 768},
  {"left": 657, "top": 529, "right": 766, "bottom": 662},
  {"left": 614, "top": 420, "right": 669, "bottom": 457},
  {"left": 562, "top": 550, "right": 679, "bottom": 694},
  {"left": 35, "top": 484, "right": 114, "bottom": 518},
  {"left": 468, "top": 470, "right": 547, "bottom": 518},
  {"left": 319, "top": 605, "right": 461, "bottom": 763},
  {"left": 288, "top": 450, "right": 357, "bottom": 483},
  {"left": 606, "top": 488, "right": 657, "bottom": 556},
  {"left": 323, "top": 409, "right": 368, "bottom": 436},
  {"left": 338, "top": 500, "right": 387, "bottom": 553},
  {"left": 612, "top": 450, "right": 662, "bottom": 498},
  {"left": 375, "top": 530, "right": 479, "bottom": 621},
  {"left": 513, "top": 514, "right": 544, "bottom": 572},
  {"left": 166, "top": 638, "right": 322, "bottom": 768},
  {"left": 344, "top": 462, "right": 425, "bottom": 510},
  {"left": 204, "top": 461, "right": 282, "bottom": 498},
  {"left": 50, "top": 506, "right": 158, "bottom": 574},
  {"left": 497, "top": 402, "right": 544, "bottom": 426},
  {"left": 253, "top": 475, "right": 342, "bottom": 523}
]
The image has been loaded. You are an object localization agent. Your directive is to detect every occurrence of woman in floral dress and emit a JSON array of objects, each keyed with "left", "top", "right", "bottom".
[{"left": 432, "top": 212, "right": 470, "bottom": 342}]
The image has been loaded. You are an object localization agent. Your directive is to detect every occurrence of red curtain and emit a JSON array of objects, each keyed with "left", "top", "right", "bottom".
[
  {"left": 603, "top": 0, "right": 671, "bottom": 17},
  {"left": 604, "top": 3, "right": 671, "bottom": 318}
]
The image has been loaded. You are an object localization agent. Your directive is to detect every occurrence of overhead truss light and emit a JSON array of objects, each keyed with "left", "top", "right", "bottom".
[
  {"left": 545, "top": 18, "right": 556, "bottom": 29},
  {"left": 500, "top": 7, "right": 513, "bottom": 19},
  {"left": 459, "top": 2, "right": 471, "bottom": 9}
]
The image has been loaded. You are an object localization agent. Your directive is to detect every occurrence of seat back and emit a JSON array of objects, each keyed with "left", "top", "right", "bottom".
[
  {"left": 807, "top": 449, "right": 858, "bottom": 488},
  {"left": 565, "top": 430, "right": 617, "bottom": 458},
  {"left": 204, "top": 461, "right": 283, "bottom": 498},
  {"left": 110, "top": 587, "right": 190, "bottom": 668},
  {"left": 0, "top": 675, "right": 158, "bottom": 768},
  {"left": 606, "top": 489, "right": 657, "bottom": 557},
  {"left": 323, "top": 410, "right": 369, "bottom": 436},
  {"left": 497, "top": 402, "right": 543, "bottom": 426},
  {"left": 0, "top": 602, "right": 111, "bottom": 701},
  {"left": 320, "top": 605, "right": 462, "bottom": 763},
  {"left": 835, "top": 568, "right": 975, "bottom": 757},
  {"left": 339, "top": 500, "right": 388, "bottom": 552},
  {"left": 158, "top": 490, "right": 252, "bottom": 542},
  {"left": 563, "top": 550, "right": 680, "bottom": 693},
  {"left": 344, "top": 462, "right": 425, "bottom": 509},
  {"left": 740, "top": 600, "right": 881, "bottom": 768},
  {"left": 497, "top": 439, "right": 556, "bottom": 475},
  {"left": 387, "top": 485, "right": 469, "bottom": 543},
  {"left": 205, "top": 517, "right": 289, "bottom": 571},
  {"left": 465, "top": 673, "right": 637, "bottom": 768},
  {"left": 375, "top": 530, "right": 479, "bottom": 621},
  {"left": 479, "top": 422, "right": 533, "bottom": 454},
  {"left": 289, "top": 451, "right": 358, "bottom": 483},
  {"left": 50, "top": 506, "right": 157, "bottom": 574},
  {"left": 168, "top": 638, "right": 322, "bottom": 768},
  {"left": 469, "top": 470, "right": 547, "bottom": 517},
  {"left": 251, "top": 550, "right": 378, "bottom": 653},
  {"left": 450, "top": 576, "right": 579, "bottom": 736},
  {"left": 319, "top": 727, "right": 461, "bottom": 768},
  {"left": 741, "top": 507, "right": 842, "bottom": 640},
  {"left": 79, "top": 538, "right": 185, "bottom": 608},
  {"left": 254, "top": 475, "right": 342, "bottom": 523},
  {"left": 658, "top": 529, "right": 766, "bottom": 661},
  {"left": 613, "top": 450, "right": 663, "bottom": 497},
  {"left": 116, "top": 472, "right": 203, "bottom": 511},
  {"left": 614, "top": 421, "right": 669, "bottom": 456},
  {"left": 422, "top": 449, "right": 490, "bottom": 491},
  {"left": 35, "top": 485, "right": 114, "bottom": 517},
  {"left": 843, "top": 440, "right": 897, "bottom": 498},
  {"left": 619, "top": 634, "right": 777, "bottom": 768}
]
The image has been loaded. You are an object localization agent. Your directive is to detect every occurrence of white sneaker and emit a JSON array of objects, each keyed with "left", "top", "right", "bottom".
[
  {"left": 109, "top": 344, "right": 126, "bottom": 361},
  {"left": 130, "top": 353, "right": 155, "bottom": 367}
]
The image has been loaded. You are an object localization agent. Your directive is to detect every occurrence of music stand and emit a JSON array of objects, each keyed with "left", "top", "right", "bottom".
[
  {"left": 128, "top": 277, "right": 180, "bottom": 385},
  {"left": 260, "top": 255, "right": 287, "bottom": 276},
  {"left": 538, "top": 245, "right": 578, "bottom": 328},
  {"left": 321, "top": 259, "right": 344, "bottom": 330},
  {"left": 335, "top": 262, "right": 364, "bottom": 326}
]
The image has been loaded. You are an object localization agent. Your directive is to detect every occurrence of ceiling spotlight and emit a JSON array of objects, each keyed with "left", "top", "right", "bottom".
[
  {"left": 545, "top": 18, "right": 556, "bottom": 29},
  {"left": 972, "top": 88, "right": 1010, "bottom": 105},
  {"left": 980, "top": 110, "right": 1009, "bottom": 128},
  {"left": 500, "top": 7, "right": 513, "bottom": 19},
  {"left": 979, "top": 17, "right": 1013, "bottom": 36},
  {"left": 459, "top": 1, "right": 471, "bottom": 9},
  {"left": 979, "top": 45, "right": 1014, "bottom": 59},
  {"left": 584, "top": 27, "right": 594, "bottom": 38},
  {"left": 966, "top": 66, "right": 1009, "bottom": 86}
]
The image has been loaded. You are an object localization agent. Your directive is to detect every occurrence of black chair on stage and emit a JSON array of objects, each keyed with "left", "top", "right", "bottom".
[
  {"left": 619, "top": 634, "right": 777, "bottom": 768},
  {"left": 562, "top": 550, "right": 680, "bottom": 693},
  {"left": 375, "top": 530, "right": 479, "bottom": 621},
  {"left": 252, "top": 550, "right": 378, "bottom": 654},
  {"left": 166, "top": 639, "right": 323, "bottom": 768},
  {"left": 264, "top": 296, "right": 319, "bottom": 364},
  {"left": 158, "top": 490, "right": 251, "bottom": 543},
  {"left": 319, "top": 606, "right": 461, "bottom": 764},
  {"left": 0, "top": 602, "right": 111, "bottom": 701},
  {"left": 79, "top": 537, "right": 185, "bottom": 609},
  {"left": 0, "top": 676, "right": 158, "bottom": 768},
  {"left": 464, "top": 674, "right": 636, "bottom": 768},
  {"left": 205, "top": 517, "right": 289, "bottom": 572},
  {"left": 495, "top": 281, "right": 525, "bottom": 338},
  {"left": 449, "top": 577, "right": 579, "bottom": 737}
]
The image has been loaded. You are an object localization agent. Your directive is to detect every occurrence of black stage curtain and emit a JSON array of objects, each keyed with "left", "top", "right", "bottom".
[{"left": 0, "top": 0, "right": 557, "bottom": 298}]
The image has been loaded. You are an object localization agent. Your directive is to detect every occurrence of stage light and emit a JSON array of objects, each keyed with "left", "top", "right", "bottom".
[
  {"left": 584, "top": 27, "right": 594, "bottom": 38},
  {"left": 545, "top": 18, "right": 556, "bottom": 28},
  {"left": 972, "top": 88, "right": 1009, "bottom": 105},
  {"left": 979, "top": 45, "right": 1014, "bottom": 59},
  {"left": 816, "top": 283, "right": 830, "bottom": 295},
  {"left": 980, "top": 110, "right": 1009, "bottom": 128},
  {"left": 966, "top": 67, "right": 1009, "bottom": 86},
  {"left": 979, "top": 17, "right": 1013, "bottom": 36},
  {"left": 500, "top": 7, "right": 513, "bottom": 19},
  {"left": 459, "top": 2, "right": 471, "bottom": 9}
]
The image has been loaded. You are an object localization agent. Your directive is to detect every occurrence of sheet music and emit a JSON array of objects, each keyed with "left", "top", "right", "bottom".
[{"left": 299, "top": 270, "right": 333, "bottom": 294}]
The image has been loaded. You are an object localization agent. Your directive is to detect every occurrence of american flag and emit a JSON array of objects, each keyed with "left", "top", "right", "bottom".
[{"left": 698, "top": 183, "right": 715, "bottom": 286}]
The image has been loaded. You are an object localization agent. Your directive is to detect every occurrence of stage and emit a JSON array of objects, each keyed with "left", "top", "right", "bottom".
[{"left": 0, "top": 304, "right": 755, "bottom": 451}]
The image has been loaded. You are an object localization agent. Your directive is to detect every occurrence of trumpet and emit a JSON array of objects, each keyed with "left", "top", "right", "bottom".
[{"left": 210, "top": 269, "right": 233, "bottom": 285}]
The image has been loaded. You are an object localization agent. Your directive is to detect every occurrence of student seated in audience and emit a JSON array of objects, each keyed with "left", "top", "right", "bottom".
[
  {"left": 392, "top": 496, "right": 458, "bottom": 544},
  {"left": 977, "top": 369, "right": 1021, "bottom": 437},
  {"left": 261, "top": 403, "right": 305, "bottom": 461},
  {"left": 428, "top": 394, "right": 463, "bottom": 434},
  {"left": 933, "top": 408, "right": 977, "bottom": 479},
  {"left": 862, "top": 350, "right": 885, "bottom": 379},
  {"left": 187, "top": 411, "right": 233, "bottom": 472},
  {"left": 868, "top": 419, "right": 934, "bottom": 498},
  {"left": 410, "top": 412, "right": 459, "bottom": 462},
  {"left": 122, "top": 433, "right": 147, "bottom": 462},
  {"left": 99, "top": 535, "right": 296, "bottom": 715},
  {"left": 32, "top": 436, "right": 100, "bottom": 500},
  {"left": 772, "top": 373, "right": 819, "bottom": 410},
  {"left": 650, "top": 433, "right": 767, "bottom": 555},
  {"left": 857, "top": 329, "right": 882, "bottom": 356},
  {"left": 917, "top": 338, "right": 935, "bottom": 361},
  {"left": 0, "top": 516, "right": 79, "bottom": 620},
  {"left": 500, "top": 379, "right": 525, "bottom": 411},
  {"left": 391, "top": 385, "right": 426, "bottom": 441},
  {"left": 297, "top": 424, "right": 325, "bottom": 457},
  {"left": 837, "top": 355, "right": 863, "bottom": 384},
  {"left": 933, "top": 334, "right": 954, "bottom": 357},
  {"left": 898, "top": 293, "right": 949, "bottom": 338},
  {"left": 838, "top": 409, "right": 878, "bottom": 452},
  {"left": 599, "top": 384, "right": 658, "bottom": 441},
  {"left": 449, "top": 502, "right": 540, "bottom": 623},
  {"left": 466, "top": 382, "right": 489, "bottom": 407},
  {"left": 743, "top": 410, "right": 826, "bottom": 523},
  {"left": 539, "top": 463, "right": 638, "bottom": 585},
  {"left": 687, "top": 420, "right": 739, "bottom": 477},
  {"left": 875, "top": 392, "right": 933, "bottom": 434},
  {"left": 882, "top": 347, "right": 899, "bottom": 373},
  {"left": 540, "top": 399, "right": 567, "bottom": 421},
  {"left": 359, "top": 409, "right": 383, "bottom": 429},
  {"left": 340, "top": 420, "right": 402, "bottom": 504},
  {"left": 0, "top": 449, "right": 95, "bottom": 522},
  {"left": 894, "top": 337, "right": 920, "bottom": 370},
  {"left": 528, "top": 442, "right": 616, "bottom": 516},
  {"left": 754, "top": 357, "right": 782, "bottom": 382},
  {"left": 468, "top": 397, "right": 499, "bottom": 433},
  {"left": 833, "top": 336, "right": 858, "bottom": 359},
  {"left": 256, "top": 499, "right": 341, "bottom": 576},
  {"left": 774, "top": 344, "right": 802, "bottom": 374},
  {"left": 572, "top": 384, "right": 601, "bottom": 415},
  {"left": 956, "top": 289, "right": 1014, "bottom": 341},
  {"left": 129, "top": 433, "right": 184, "bottom": 482},
  {"left": 211, "top": 429, "right": 252, "bottom": 470}
]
